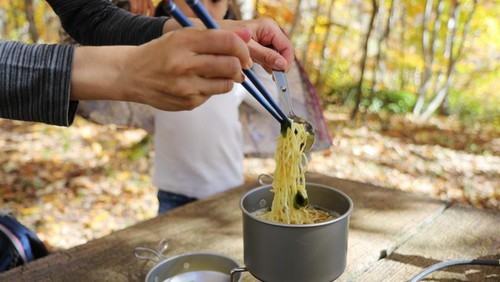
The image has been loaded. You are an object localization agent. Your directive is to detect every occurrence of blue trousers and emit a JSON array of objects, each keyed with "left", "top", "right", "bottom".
[{"left": 157, "top": 190, "right": 197, "bottom": 214}]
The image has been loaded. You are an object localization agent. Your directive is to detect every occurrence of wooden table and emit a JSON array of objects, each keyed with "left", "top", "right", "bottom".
[{"left": 1, "top": 173, "right": 499, "bottom": 281}]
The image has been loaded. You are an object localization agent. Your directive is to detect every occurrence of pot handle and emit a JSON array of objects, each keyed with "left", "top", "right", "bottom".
[
  {"left": 258, "top": 174, "right": 274, "bottom": 186},
  {"left": 230, "top": 266, "right": 248, "bottom": 282},
  {"left": 134, "top": 239, "right": 169, "bottom": 263}
]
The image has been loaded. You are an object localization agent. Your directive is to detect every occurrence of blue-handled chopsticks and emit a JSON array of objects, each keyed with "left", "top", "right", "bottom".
[{"left": 163, "top": 0, "right": 290, "bottom": 126}]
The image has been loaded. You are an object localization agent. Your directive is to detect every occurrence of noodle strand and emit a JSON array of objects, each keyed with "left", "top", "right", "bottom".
[{"left": 260, "top": 121, "right": 332, "bottom": 224}]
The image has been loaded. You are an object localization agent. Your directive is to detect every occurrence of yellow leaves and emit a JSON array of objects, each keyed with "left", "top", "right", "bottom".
[
  {"left": 20, "top": 206, "right": 41, "bottom": 216},
  {"left": 117, "top": 171, "right": 132, "bottom": 181},
  {"left": 257, "top": 1, "right": 294, "bottom": 26},
  {"left": 1, "top": 0, "right": 60, "bottom": 43},
  {"left": 0, "top": 117, "right": 157, "bottom": 250},
  {"left": 79, "top": 125, "right": 97, "bottom": 140},
  {"left": 85, "top": 210, "right": 111, "bottom": 230},
  {"left": 40, "top": 193, "right": 59, "bottom": 206},
  {"left": 314, "top": 15, "right": 331, "bottom": 35},
  {"left": 91, "top": 142, "right": 103, "bottom": 155},
  {"left": 302, "top": 111, "right": 500, "bottom": 210},
  {"left": 69, "top": 176, "right": 93, "bottom": 190}
]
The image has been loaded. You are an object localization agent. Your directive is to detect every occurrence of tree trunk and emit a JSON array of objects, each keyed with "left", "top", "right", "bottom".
[
  {"left": 378, "top": 0, "right": 396, "bottom": 89},
  {"left": 413, "top": 0, "right": 434, "bottom": 115},
  {"left": 398, "top": 1, "right": 407, "bottom": 90},
  {"left": 316, "top": 20, "right": 349, "bottom": 92},
  {"left": 350, "top": 0, "right": 379, "bottom": 120},
  {"left": 300, "top": 0, "right": 321, "bottom": 65},
  {"left": 9, "top": 0, "right": 21, "bottom": 33},
  {"left": 413, "top": 0, "right": 443, "bottom": 116},
  {"left": 313, "top": 0, "right": 335, "bottom": 85},
  {"left": 253, "top": 0, "right": 260, "bottom": 18},
  {"left": 368, "top": 0, "right": 395, "bottom": 103},
  {"left": 24, "top": 0, "right": 39, "bottom": 43},
  {"left": 419, "top": 0, "right": 477, "bottom": 121},
  {"left": 439, "top": 92, "right": 450, "bottom": 115},
  {"left": 230, "top": 0, "right": 242, "bottom": 20},
  {"left": 288, "top": 0, "right": 304, "bottom": 38}
]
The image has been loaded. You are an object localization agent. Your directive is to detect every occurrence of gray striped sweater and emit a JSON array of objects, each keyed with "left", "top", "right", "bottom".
[{"left": 0, "top": 0, "right": 168, "bottom": 126}]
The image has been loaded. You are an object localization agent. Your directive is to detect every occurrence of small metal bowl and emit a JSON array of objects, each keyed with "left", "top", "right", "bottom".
[
  {"left": 145, "top": 252, "right": 241, "bottom": 282},
  {"left": 135, "top": 240, "right": 241, "bottom": 282}
]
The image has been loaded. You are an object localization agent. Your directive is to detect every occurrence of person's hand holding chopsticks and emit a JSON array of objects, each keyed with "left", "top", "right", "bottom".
[
  {"left": 162, "top": 16, "right": 294, "bottom": 72},
  {"left": 71, "top": 28, "right": 253, "bottom": 111},
  {"left": 73, "top": 0, "right": 295, "bottom": 113},
  {"left": 218, "top": 18, "right": 294, "bottom": 72}
]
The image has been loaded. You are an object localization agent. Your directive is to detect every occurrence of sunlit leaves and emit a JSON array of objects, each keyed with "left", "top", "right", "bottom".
[
  {"left": 0, "top": 117, "right": 156, "bottom": 251},
  {"left": 253, "top": 0, "right": 499, "bottom": 121},
  {"left": 257, "top": 0, "right": 294, "bottom": 26},
  {"left": 0, "top": 0, "right": 497, "bottom": 119},
  {"left": 0, "top": 0, "right": 60, "bottom": 42}
]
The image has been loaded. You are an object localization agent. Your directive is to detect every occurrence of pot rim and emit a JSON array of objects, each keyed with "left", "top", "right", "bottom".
[
  {"left": 240, "top": 183, "right": 353, "bottom": 228},
  {"left": 145, "top": 252, "right": 240, "bottom": 281}
]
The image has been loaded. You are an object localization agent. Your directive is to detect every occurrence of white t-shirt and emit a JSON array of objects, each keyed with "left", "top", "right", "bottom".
[{"left": 153, "top": 65, "right": 276, "bottom": 198}]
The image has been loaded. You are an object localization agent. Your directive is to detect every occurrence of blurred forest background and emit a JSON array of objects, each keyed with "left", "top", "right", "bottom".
[{"left": 0, "top": 0, "right": 498, "bottom": 250}]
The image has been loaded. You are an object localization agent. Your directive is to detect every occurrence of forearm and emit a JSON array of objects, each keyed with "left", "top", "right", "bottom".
[
  {"left": 70, "top": 46, "right": 134, "bottom": 103},
  {"left": 47, "top": 0, "right": 168, "bottom": 45},
  {"left": 0, "top": 41, "right": 78, "bottom": 126}
]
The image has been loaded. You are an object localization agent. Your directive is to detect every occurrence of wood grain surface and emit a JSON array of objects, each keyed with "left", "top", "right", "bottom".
[{"left": 1, "top": 173, "right": 498, "bottom": 281}]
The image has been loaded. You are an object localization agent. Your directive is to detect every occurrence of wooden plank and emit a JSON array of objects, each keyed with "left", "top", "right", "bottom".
[
  {"left": 0, "top": 173, "right": 448, "bottom": 282},
  {"left": 356, "top": 205, "right": 500, "bottom": 281},
  {"left": 305, "top": 173, "right": 447, "bottom": 281},
  {"left": 0, "top": 181, "right": 256, "bottom": 282}
]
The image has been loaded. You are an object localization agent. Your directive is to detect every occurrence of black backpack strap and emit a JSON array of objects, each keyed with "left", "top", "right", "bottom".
[
  {"left": 0, "top": 218, "right": 29, "bottom": 262},
  {"left": 0, "top": 230, "right": 24, "bottom": 272},
  {"left": 0, "top": 214, "right": 49, "bottom": 263}
]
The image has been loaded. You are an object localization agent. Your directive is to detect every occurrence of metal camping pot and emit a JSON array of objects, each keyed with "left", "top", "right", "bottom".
[
  {"left": 239, "top": 177, "right": 353, "bottom": 282},
  {"left": 135, "top": 240, "right": 242, "bottom": 282}
]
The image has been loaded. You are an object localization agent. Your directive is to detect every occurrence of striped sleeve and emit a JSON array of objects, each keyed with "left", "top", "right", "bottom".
[
  {"left": 47, "top": 0, "right": 168, "bottom": 46},
  {"left": 0, "top": 41, "right": 78, "bottom": 126}
]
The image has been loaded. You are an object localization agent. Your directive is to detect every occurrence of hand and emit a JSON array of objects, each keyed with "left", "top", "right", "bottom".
[
  {"left": 129, "top": 0, "right": 154, "bottom": 15},
  {"left": 71, "top": 28, "right": 253, "bottom": 111},
  {"left": 163, "top": 18, "right": 295, "bottom": 72},
  {"left": 238, "top": 18, "right": 294, "bottom": 72}
]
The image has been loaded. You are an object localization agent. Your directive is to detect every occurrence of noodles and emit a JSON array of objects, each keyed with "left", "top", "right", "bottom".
[{"left": 259, "top": 120, "right": 333, "bottom": 224}]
